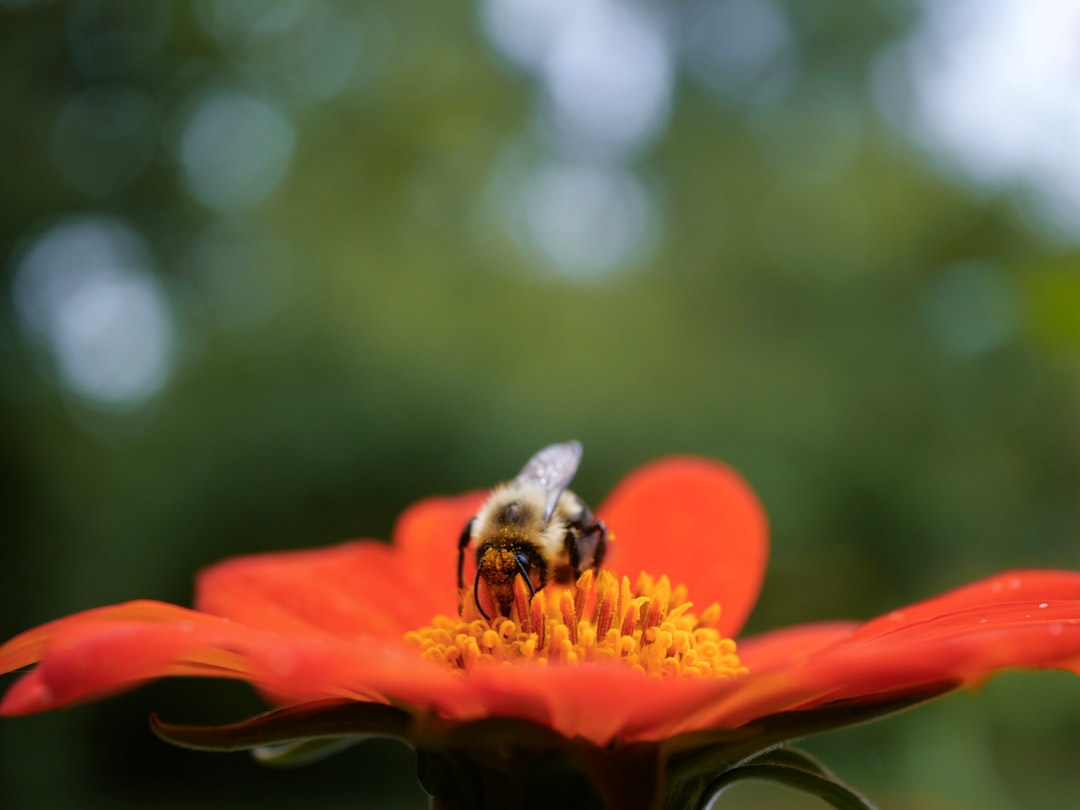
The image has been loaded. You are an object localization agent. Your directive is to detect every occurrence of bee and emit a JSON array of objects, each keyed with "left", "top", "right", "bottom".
[{"left": 457, "top": 441, "right": 609, "bottom": 619}]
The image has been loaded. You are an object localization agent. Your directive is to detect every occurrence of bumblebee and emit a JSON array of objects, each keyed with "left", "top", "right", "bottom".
[{"left": 457, "top": 441, "right": 609, "bottom": 619}]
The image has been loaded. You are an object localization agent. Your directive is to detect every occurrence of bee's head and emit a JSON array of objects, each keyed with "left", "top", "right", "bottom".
[{"left": 473, "top": 543, "right": 544, "bottom": 620}]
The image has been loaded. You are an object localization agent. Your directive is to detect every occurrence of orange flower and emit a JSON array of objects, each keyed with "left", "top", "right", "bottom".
[{"left": 3, "top": 457, "right": 1080, "bottom": 808}]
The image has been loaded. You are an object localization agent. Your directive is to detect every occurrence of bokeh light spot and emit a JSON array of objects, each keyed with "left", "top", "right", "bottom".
[
  {"left": 878, "top": 0, "right": 1080, "bottom": 238},
  {"left": 195, "top": 0, "right": 368, "bottom": 101},
  {"left": 512, "top": 160, "right": 657, "bottom": 280},
  {"left": 923, "top": 260, "right": 1019, "bottom": 358},
  {"left": 679, "top": 0, "right": 796, "bottom": 104},
  {"left": 270, "top": 4, "right": 366, "bottom": 101},
  {"left": 194, "top": 0, "right": 306, "bottom": 45},
  {"left": 480, "top": 0, "right": 673, "bottom": 158},
  {"left": 479, "top": 0, "right": 581, "bottom": 71},
  {"left": 12, "top": 217, "right": 176, "bottom": 410},
  {"left": 539, "top": 1, "right": 673, "bottom": 158},
  {"left": 178, "top": 88, "right": 296, "bottom": 213}
]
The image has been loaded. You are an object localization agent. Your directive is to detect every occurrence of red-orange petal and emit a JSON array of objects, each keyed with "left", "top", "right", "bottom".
[
  {"left": 1, "top": 604, "right": 711, "bottom": 744},
  {"left": 658, "top": 581, "right": 1080, "bottom": 737},
  {"left": 0, "top": 608, "right": 258, "bottom": 715},
  {"left": 736, "top": 621, "right": 858, "bottom": 671},
  {"left": 391, "top": 491, "right": 488, "bottom": 610},
  {"left": 717, "top": 610, "right": 1080, "bottom": 730},
  {"left": 192, "top": 491, "right": 487, "bottom": 642},
  {"left": 850, "top": 570, "right": 1080, "bottom": 641},
  {"left": 446, "top": 661, "right": 730, "bottom": 745},
  {"left": 194, "top": 541, "right": 444, "bottom": 641},
  {"left": 597, "top": 457, "right": 768, "bottom": 638},
  {"left": 0, "top": 601, "right": 236, "bottom": 677},
  {"left": 0, "top": 603, "right": 471, "bottom": 719}
]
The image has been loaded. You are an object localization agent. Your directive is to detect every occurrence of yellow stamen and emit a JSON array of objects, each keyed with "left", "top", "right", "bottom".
[
  {"left": 573, "top": 569, "right": 592, "bottom": 620},
  {"left": 404, "top": 570, "right": 748, "bottom": 680},
  {"left": 560, "top": 590, "right": 578, "bottom": 646},
  {"left": 513, "top": 577, "right": 532, "bottom": 634}
]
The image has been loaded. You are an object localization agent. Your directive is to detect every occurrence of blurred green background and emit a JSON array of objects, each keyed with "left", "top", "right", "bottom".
[{"left": 3, "top": 1, "right": 1080, "bottom": 808}]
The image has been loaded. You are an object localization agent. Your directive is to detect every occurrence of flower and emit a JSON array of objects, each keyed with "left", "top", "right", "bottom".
[{"left": 3, "top": 456, "right": 1080, "bottom": 809}]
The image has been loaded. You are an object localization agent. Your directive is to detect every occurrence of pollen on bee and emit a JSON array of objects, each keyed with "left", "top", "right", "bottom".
[{"left": 404, "top": 570, "right": 748, "bottom": 681}]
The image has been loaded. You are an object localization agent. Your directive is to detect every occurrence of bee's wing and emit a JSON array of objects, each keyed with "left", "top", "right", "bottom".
[{"left": 513, "top": 441, "right": 583, "bottom": 521}]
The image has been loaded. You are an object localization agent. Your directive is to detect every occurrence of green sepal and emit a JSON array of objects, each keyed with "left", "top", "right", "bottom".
[
  {"left": 252, "top": 736, "right": 367, "bottom": 767},
  {"left": 150, "top": 699, "right": 412, "bottom": 752},
  {"left": 703, "top": 746, "right": 878, "bottom": 810}
]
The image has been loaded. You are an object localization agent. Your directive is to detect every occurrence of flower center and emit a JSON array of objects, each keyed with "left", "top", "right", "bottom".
[{"left": 404, "top": 570, "right": 747, "bottom": 679}]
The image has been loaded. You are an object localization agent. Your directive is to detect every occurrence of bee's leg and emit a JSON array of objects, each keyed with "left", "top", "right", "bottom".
[
  {"left": 473, "top": 566, "right": 490, "bottom": 620},
  {"left": 548, "top": 531, "right": 579, "bottom": 585},
  {"left": 564, "top": 518, "right": 609, "bottom": 579},
  {"left": 563, "top": 528, "right": 582, "bottom": 575},
  {"left": 582, "top": 520, "right": 608, "bottom": 572},
  {"left": 457, "top": 518, "right": 474, "bottom": 595}
]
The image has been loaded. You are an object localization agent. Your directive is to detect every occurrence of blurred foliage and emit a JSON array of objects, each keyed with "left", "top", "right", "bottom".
[{"left": 3, "top": 1, "right": 1080, "bottom": 808}]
